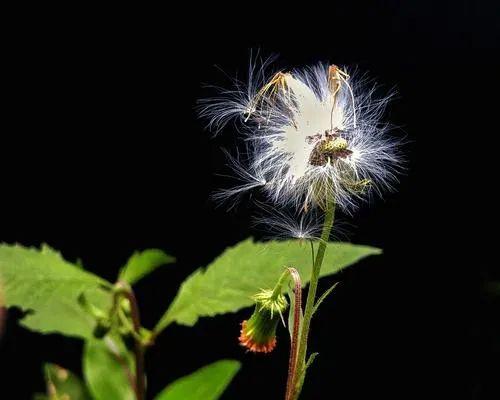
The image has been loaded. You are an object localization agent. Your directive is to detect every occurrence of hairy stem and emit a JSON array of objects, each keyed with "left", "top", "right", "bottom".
[
  {"left": 284, "top": 268, "right": 302, "bottom": 400},
  {"left": 292, "top": 198, "right": 336, "bottom": 399}
]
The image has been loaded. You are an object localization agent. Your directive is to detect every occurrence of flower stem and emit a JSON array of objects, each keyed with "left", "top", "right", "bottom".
[
  {"left": 272, "top": 269, "right": 292, "bottom": 299},
  {"left": 104, "top": 337, "right": 137, "bottom": 395},
  {"left": 291, "top": 198, "right": 336, "bottom": 399},
  {"left": 118, "top": 282, "right": 146, "bottom": 400},
  {"left": 284, "top": 268, "right": 302, "bottom": 400}
]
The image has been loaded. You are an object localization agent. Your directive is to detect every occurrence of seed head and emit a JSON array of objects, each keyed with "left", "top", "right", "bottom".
[{"left": 199, "top": 59, "right": 402, "bottom": 214}]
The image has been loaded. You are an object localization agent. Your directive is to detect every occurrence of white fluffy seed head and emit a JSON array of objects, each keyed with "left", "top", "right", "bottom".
[{"left": 198, "top": 59, "right": 402, "bottom": 215}]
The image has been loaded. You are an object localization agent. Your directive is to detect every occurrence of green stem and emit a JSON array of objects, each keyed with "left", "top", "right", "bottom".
[
  {"left": 291, "top": 198, "right": 336, "bottom": 399},
  {"left": 117, "top": 308, "right": 143, "bottom": 343},
  {"left": 117, "top": 282, "right": 146, "bottom": 400},
  {"left": 272, "top": 269, "right": 292, "bottom": 299},
  {"left": 104, "top": 337, "right": 137, "bottom": 395}
]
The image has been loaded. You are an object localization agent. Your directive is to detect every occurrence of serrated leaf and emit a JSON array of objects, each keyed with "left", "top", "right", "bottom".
[
  {"left": 156, "top": 239, "right": 381, "bottom": 331},
  {"left": 0, "top": 244, "right": 112, "bottom": 339},
  {"left": 44, "top": 363, "right": 91, "bottom": 400},
  {"left": 83, "top": 337, "right": 135, "bottom": 400},
  {"left": 119, "top": 249, "right": 175, "bottom": 285},
  {"left": 154, "top": 360, "right": 240, "bottom": 400}
]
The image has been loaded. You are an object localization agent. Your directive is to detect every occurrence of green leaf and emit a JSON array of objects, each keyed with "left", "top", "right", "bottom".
[
  {"left": 43, "top": 363, "right": 91, "bottom": 400},
  {"left": 118, "top": 249, "right": 175, "bottom": 285},
  {"left": 156, "top": 239, "right": 381, "bottom": 331},
  {"left": 305, "top": 352, "right": 319, "bottom": 370},
  {"left": 312, "top": 282, "right": 339, "bottom": 315},
  {"left": 33, "top": 395, "right": 49, "bottom": 400},
  {"left": 154, "top": 360, "right": 240, "bottom": 400},
  {"left": 0, "top": 243, "right": 112, "bottom": 339},
  {"left": 83, "top": 337, "right": 136, "bottom": 400}
]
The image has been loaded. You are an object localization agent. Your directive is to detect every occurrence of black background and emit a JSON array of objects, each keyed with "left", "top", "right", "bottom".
[{"left": 0, "top": 1, "right": 497, "bottom": 399}]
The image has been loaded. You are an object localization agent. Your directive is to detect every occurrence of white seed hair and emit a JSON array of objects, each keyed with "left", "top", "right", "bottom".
[
  {"left": 252, "top": 202, "right": 323, "bottom": 241},
  {"left": 198, "top": 59, "right": 402, "bottom": 214},
  {"left": 211, "top": 148, "right": 267, "bottom": 210}
]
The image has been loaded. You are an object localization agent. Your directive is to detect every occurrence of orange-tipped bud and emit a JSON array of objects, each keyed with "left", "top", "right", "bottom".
[{"left": 238, "top": 289, "right": 287, "bottom": 353}]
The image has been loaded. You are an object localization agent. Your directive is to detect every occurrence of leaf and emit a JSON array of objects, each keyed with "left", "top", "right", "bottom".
[
  {"left": 312, "top": 282, "right": 339, "bottom": 315},
  {"left": 295, "top": 352, "right": 320, "bottom": 391},
  {"left": 0, "top": 243, "right": 112, "bottom": 339},
  {"left": 44, "top": 363, "right": 91, "bottom": 400},
  {"left": 154, "top": 360, "right": 241, "bottom": 400},
  {"left": 83, "top": 337, "right": 136, "bottom": 400},
  {"left": 118, "top": 249, "right": 175, "bottom": 285},
  {"left": 156, "top": 239, "right": 381, "bottom": 331},
  {"left": 305, "top": 352, "right": 319, "bottom": 370}
]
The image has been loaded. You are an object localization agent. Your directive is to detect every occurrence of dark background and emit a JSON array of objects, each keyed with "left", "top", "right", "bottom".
[{"left": 0, "top": 1, "right": 497, "bottom": 399}]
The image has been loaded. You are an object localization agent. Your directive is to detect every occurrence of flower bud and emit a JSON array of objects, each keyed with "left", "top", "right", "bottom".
[{"left": 239, "top": 289, "right": 288, "bottom": 353}]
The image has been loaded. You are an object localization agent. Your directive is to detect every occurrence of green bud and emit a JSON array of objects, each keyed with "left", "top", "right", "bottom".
[{"left": 239, "top": 289, "right": 288, "bottom": 353}]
